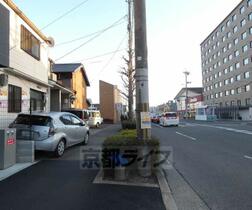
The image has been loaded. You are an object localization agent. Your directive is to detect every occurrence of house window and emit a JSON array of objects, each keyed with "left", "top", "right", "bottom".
[
  {"left": 8, "top": 85, "right": 22, "bottom": 113},
  {"left": 21, "top": 25, "right": 40, "bottom": 60}
]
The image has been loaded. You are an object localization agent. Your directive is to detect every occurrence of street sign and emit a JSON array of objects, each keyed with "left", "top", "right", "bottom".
[{"left": 140, "top": 112, "right": 151, "bottom": 129}]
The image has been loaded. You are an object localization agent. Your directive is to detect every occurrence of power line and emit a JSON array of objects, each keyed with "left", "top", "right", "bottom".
[
  {"left": 97, "top": 34, "right": 127, "bottom": 78},
  {"left": 9, "top": 0, "right": 90, "bottom": 51},
  {"left": 55, "top": 20, "right": 126, "bottom": 47},
  {"left": 41, "top": 0, "right": 89, "bottom": 30},
  {"left": 54, "top": 15, "right": 127, "bottom": 62},
  {"left": 73, "top": 48, "right": 126, "bottom": 63}
]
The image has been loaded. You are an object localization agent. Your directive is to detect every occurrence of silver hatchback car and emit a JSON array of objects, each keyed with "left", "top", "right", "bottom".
[{"left": 10, "top": 112, "right": 89, "bottom": 157}]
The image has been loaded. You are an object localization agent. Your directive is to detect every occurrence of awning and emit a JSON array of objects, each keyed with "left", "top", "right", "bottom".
[
  {"left": 0, "top": 67, "right": 52, "bottom": 87},
  {"left": 49, "top": 79, "right": 74, "bottom": 94}
]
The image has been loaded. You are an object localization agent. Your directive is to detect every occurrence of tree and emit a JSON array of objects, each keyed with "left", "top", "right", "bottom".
[{"left": 119, "top": 0, "right": 135, "bottom": 121}]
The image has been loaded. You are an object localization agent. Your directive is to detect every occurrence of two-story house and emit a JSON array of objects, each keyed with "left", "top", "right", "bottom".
[
  {"left": 52, "top": 63, "right": 90, "bottom": 109},
  {"left": 0, "top": 0, "right": 54, "bottom": 128}
]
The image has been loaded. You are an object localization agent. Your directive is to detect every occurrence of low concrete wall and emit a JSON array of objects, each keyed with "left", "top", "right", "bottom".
[{"left": 16, "top": 141, "right": 34, "bottom": 163}]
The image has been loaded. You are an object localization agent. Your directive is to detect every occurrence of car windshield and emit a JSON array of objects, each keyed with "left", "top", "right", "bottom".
[
  {"left": 165, "top": 113, "right": 177, "bottom": 118},
  {"left": 14, "top": 115, "right": 52, "bottom": 126}
]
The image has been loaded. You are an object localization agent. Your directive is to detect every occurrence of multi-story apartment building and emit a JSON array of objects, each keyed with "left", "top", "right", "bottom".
[
  {"left": 0, "top": 0, "right": 53, "bottom": 128},
  {"left": 201, "top": 0, "right": 252, "bottom": 120}
]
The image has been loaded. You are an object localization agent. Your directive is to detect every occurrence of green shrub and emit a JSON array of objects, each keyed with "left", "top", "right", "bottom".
[
  {"left": 121, "top": 120, "right": 136, "bottom": 129},
  {"left": 103, "top": 129, "right": 159, "bottom": 147}
]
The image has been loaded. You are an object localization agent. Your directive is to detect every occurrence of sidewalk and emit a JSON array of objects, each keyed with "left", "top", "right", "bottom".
[{"left": 0, "top": 124, "right": 166, "bottom": 210}]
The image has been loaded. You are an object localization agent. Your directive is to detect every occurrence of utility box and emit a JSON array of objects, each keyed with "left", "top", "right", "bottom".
[{"left": 0, "top": 129, "right": 16, "bottom": 170}]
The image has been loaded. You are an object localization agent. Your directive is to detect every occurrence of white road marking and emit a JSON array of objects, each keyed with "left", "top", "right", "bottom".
[
  {"left": 175, "top": 132, "right": 197, "bottom": 141},
  {"left": 244, "top": 155, "right": 252, "bottom": 160},
  {"left": 192, "top": 123, "right": 252, "bottom": 135}
]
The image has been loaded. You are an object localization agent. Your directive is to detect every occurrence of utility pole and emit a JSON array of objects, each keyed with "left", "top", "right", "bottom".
[
  {"left": 126, "top": 0, "right": 134, "bottom": 121},
  {"left": 183, "top": 71, "right": 190, "bottom": 119},
  {"left": 133, "top": 0, "right": 151, "bottom": 140}
]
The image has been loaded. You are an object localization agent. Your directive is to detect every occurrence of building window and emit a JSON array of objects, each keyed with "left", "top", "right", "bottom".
[
  {"left": 225, "top": 90, "right": 230, "bottom": 96},
  {"left": 8, "top": 85, "right": 22, "bottom": 113},
  {"left": 241, "top": 19, "right": 246, "bottom": 27},
  {"left": 233, "top": 26, "right": 238, "bottom": 33},
  {"left": 235, "top": 62, "right": 240, "bottom": 69},
  {"left": 237, "top": 87, "right": 242, "bottom": 94},
  {"left": 227, "top": 43, "right": 232, "bottom": 49},
  {"left": 218, "top": 71, "right": 222, "bottom": 77},
  {"left": 215, "top": 93, "right": 219, "bottom": 98},
  {"left": 244, "top": 71, "right": 250, "bottom": 79},
  {"left": 240, "top": 6, "right": 245, "bottom": 14},
  {"left": 222, "top": 36, "right": 226, "bottom": 42},
  {"left": 228, "top": 54, "right": 233, "bottom": 60},
  {"left": 220, "top": 92, "right": 223, "bottom": 97},
  {"left": 221, "top": 25, "right": 225, "bottom": 32},
  {"left": 236, "top": 74, "right": 241, "bottom": 81},
  {"left": 223, "top": 47, "right": 227, "bottom": 52},
  {"left": 229, "top": 65, "right": 234, "bottom": 72},
  {"left": 232, "top": 14, "right": 237, "bottom": 21},
  {"left": 243, "top": 58, "right": 249, "bottom": 65},
  {"left": 230, "top": 77, "right": 234, "bottom": 84},
  {"left": 242, "top": 45, "right": 248, "bottom": 52},
  {"left": 241, "top": 31, "right": 247, "bottom": 40},
  {"left": 219, "top": 81, "right": 222, "bottom": 87},
  {"left": 237, "top": 100, "right": 241, "bottom": 106},
  {"left": 249, "top": 12, "right": 252, "bottom": 20},
  {"left": 21, "top": 25, "right": 40, "bottom": 60},
  {"left": 245, "top": 98, "right": 251, "bottom": 106},
  {"left": 234, "top": 50, "right": 239, "bottom": 57},
  {"left": 216, "top": 31, "right": 220, "bottom": 37},
  {"left": 224, "top": 68, "right": 228, "bottom": 74},
  {"left": 231, "top": 101, "right": 235, "bottom": 106},
  {"left": 249, "top": 27, "right": 252, "bottom": 34},
  {"left": 230, "top": 89, "right": 235, "bottom": 95},
  {"left": 223, "top": 57, "right": 228, "bottom": 64},
  {"left": 217, "top": 51, "right": 221, "bottom": 56},
  {"left": 245, "top": 84, "right": 251, "bottom": 92},
  {"left": 224, "top": 79, "right": 229, "bottom": 85},
  {"left": 248, "top": 0, "right": 252, "bottom": 6},
  {"left": 234, "top": 38, "right": 239, "bottom": 45},
  {"left": 227, "top": 20, "right": 231, "bottom": 27}
]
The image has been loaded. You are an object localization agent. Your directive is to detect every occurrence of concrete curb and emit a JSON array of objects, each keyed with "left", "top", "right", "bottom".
[{"left": 156, "top": 169, "right": 178, "bottom": 210}]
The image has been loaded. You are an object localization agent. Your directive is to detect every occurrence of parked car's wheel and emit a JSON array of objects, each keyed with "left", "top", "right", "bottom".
[
  {"left": 54, "top": 140, "right": 65, "bottom": 157},
  {"left": 96, "top": 122, "right": 100, "bottom": 128},
  {"left": 83, "top": 133, "right": 89, "bottom": 145}
]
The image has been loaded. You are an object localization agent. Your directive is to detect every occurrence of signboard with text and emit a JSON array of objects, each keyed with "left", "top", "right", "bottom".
[{"left": 140, "top": 112, "right": 151, "bottom": 129}]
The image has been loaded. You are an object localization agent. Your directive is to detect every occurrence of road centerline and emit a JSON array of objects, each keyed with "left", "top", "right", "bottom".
[{"left": 175, "top": 132, "right": 197, "bottom": 141}]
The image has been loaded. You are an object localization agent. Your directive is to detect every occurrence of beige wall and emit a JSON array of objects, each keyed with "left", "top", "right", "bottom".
[
  {"left": 72, "top": 68, "right": 88, "bottom": 109},
  {"left": 99, "top": 80, "right": 115, "bottom": 123}
]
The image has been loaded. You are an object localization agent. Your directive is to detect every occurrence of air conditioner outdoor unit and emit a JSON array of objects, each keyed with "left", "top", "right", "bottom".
[{"left": 0, "top": 74, "right": 8, "bottom": 87}]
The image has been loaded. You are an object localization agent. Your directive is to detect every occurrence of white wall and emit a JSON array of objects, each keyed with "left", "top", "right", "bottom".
[
  {"left": 2, "top": 1, "right": 50, "bottom": 83},
  {"left": 0, "top": 74, "right": 48, "bottom": 129}
]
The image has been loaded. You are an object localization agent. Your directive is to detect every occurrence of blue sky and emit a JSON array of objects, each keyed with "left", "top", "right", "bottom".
[{"left": 13, "top": 0, "right": 241, "bottom": 106}]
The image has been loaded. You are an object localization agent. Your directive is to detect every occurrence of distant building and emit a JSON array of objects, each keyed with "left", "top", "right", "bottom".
[
  {"left": 156, "top": 101, "right": 177, "bottom": 114},
  {"left": 99, "top": 80, "right": 125, "bottom": 123},
  {"left": 52, "top": 63, "right": 90, "bottom": 110},
  {"left": 201, "top": 0, "right": 252, "bottom": 120},
  {"left": 174, "top": 88, "right": 204, "bottom": 118}
]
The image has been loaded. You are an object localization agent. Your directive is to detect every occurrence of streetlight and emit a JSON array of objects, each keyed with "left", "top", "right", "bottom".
[{"left": 183, "top": 71, "right": 190, "bottom": 119}]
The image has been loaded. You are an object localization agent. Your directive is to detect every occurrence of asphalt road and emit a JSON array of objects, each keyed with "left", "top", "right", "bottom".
[
  {"left": 152, "top": 121, "right": 252, "bottom": 210},
  {"left": 0, "top": 124, "right": 165, "bottom": 210}
]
